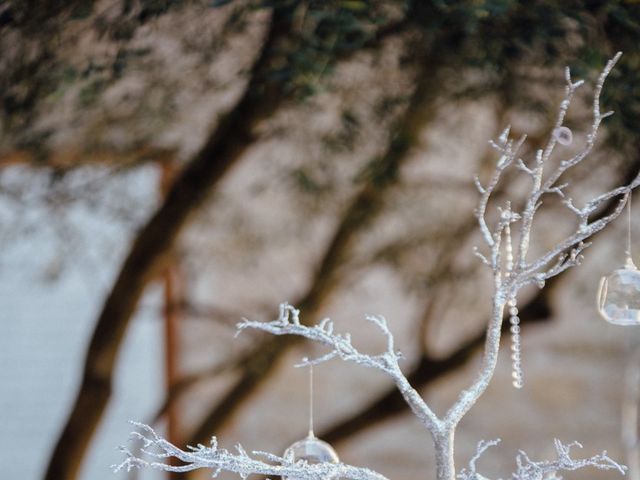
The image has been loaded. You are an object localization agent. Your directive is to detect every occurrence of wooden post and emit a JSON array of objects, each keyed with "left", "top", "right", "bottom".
[{"left": 160, "top": 161, "right": 183, "bottom": 478}]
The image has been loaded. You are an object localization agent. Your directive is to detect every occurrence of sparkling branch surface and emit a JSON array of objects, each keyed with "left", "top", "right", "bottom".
[
  {"left": 476, "top": 52, "right": 640, "bottom": 295},
  {"left": 237, "top": 303, "right": 442, "bottom": 432},
  {"left": 458, "top": 439, "right": 626, "bottom": 480},
  {"left": 113, "top": 422, "right": 388, "bottom": 480},
  {"left": 453, "top": 51, "right": 638, "bottom": 427}
]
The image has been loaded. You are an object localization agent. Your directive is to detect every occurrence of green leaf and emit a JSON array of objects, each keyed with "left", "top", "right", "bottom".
[{"left": 340, "top": 1, "right": 367, "bottom": 12}]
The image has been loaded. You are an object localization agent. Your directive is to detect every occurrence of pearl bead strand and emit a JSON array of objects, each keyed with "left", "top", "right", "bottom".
[
  {"left": 508, "top": 298, "right": 523, "bottom": 389},
  {"left": 505, "top": 216, "right": 523, "bottom": 389}
]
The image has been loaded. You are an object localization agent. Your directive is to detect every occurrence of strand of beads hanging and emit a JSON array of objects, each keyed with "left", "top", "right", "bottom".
[
  {"left": 503, "top": 209, "right": 523, "bottom": 389},
  {"left": 509, "top": 297, "right": 523, "bottom": 389}
]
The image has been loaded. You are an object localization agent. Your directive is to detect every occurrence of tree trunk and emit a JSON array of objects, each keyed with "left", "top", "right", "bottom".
[
  {"left": 185, "top": 35, "right": 452, "bottom": 451},
  {"left": 43, "top": 11, "right": 291, "bottom": 479},
  {"left": 434, "top": 429, "right": 456, "bottom": 480}
]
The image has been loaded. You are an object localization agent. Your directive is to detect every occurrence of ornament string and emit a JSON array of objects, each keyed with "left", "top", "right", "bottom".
[
  {"left": 308, "top": 364, "right": 315, "bottom": 438},
  {"left": 627, "top": 191, "right": 633, "bottom": 263}
]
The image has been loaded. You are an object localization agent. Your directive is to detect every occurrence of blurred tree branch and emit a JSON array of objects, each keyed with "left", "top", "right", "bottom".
[
  {"left": 185, "top": 35, "right": 453, "bottom": 451},
  {"left": 44, "top": 7, "right": 294, "bottom": 478},
  {"left": 41, "top": 2, "right": 431, "bottom": 475}
]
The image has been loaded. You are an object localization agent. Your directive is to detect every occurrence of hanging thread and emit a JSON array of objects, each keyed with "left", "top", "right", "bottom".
[
  {"left": 627, "top": 191, "right": 633, "bottom": 265},
  {"left": 308, "top": 364, "right": 315, "bottom": 438},
  {"left": 282, "top": 362, "right": 340, "bottom": 474}
]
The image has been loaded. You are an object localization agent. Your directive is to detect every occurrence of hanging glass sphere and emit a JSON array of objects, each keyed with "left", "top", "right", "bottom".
[
  {"left": 553, "top": 126, "right": 573, "bottom": 145},
  {"left": 283, "top": 433, "right": 339, "bottom": 479},
  {"left": 598, "top": 257, "right": 640, "bottom": 326}
]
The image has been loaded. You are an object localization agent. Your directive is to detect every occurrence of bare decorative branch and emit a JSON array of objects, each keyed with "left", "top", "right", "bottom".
[
  {"left": 455, "top": 52, "right": 636, "bottom": 431},
  {"left": 513, "top": 52, "right": 626, "bottom": 284},
  {"left": 237, "top": 303, "right": 442, "bottom": 432},
  {"left": 471, "top": 52, "right": 632, "bottom": 293},
  {"left": 112, "top": 422, "right": 389, "bottom": 480},
  {"left": 458, "top": 439, "right": 626, "bottom": 480},
  {"left": 475, "top": 126, "right": 527, "bottom": 253}
]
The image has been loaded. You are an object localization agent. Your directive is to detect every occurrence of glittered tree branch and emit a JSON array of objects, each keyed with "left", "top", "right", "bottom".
[
  {"left": 473, "top": 52, "right": 640, "bottom": 296},
  {"left": 451, "top": 52, "right": 638, "bottom": 428},
  {"left": 458, "top": 439, "right": 626, "bottom": 480},
  {"left": 237, "top": 303, "right": 441, "bottom": 432},
  {"left": 113, "top": 422, "right": 388, "bottom": 480}
]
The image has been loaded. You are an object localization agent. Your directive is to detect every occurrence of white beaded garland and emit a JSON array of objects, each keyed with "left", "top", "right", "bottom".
[
  {"left": 504, "top": 217, "right": 523, "bottom": 389},
  {"left": 508, "top": 297, "right": 523, "bottom": 389}
]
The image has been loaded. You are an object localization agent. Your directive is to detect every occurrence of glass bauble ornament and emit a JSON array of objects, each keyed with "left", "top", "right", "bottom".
[
  {"left": 598, "top": 257, "right": 640, "bottom": 326},
  {"left": 553, "top": 126, "right": 573, "bottom": 145},
  {"left": 283, "top": 433, "right": 339, "bottom": 479}
]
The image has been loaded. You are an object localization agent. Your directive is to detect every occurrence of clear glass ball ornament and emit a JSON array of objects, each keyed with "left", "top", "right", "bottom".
[
  {"left": 283, "top": 433, "right": 339, "bottom": 479},
  {"left": 598, "top": 257, "right": 640, "bottom": 326},
  {"left": 553, "top": 126, "right": 573, "bottom": 145}
]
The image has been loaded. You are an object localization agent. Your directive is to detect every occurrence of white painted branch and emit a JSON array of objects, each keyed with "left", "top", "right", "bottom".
[
  {"left": 475, "top": 129, "right": 527, "bottom": 251},
  {"left": 113, "top": 422, "right": 388, "bottom": 480},
  {"left": 237, "top": 303, "right": 443, "bottom": 433},
  {"left": 458, "top": 439, "right": 626, "bottom": 480},
  {"left": 514, "top": 52, "right": 621, "bottom": 272},
  {"left": 520, "top": 176, "right": 640, "bottom": 284},
  {"left": 450, "top": 52, "right": 633, "bottom": 431},
  {"left": 444, "top": 297, "right": 505, "bottom": 428}
]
